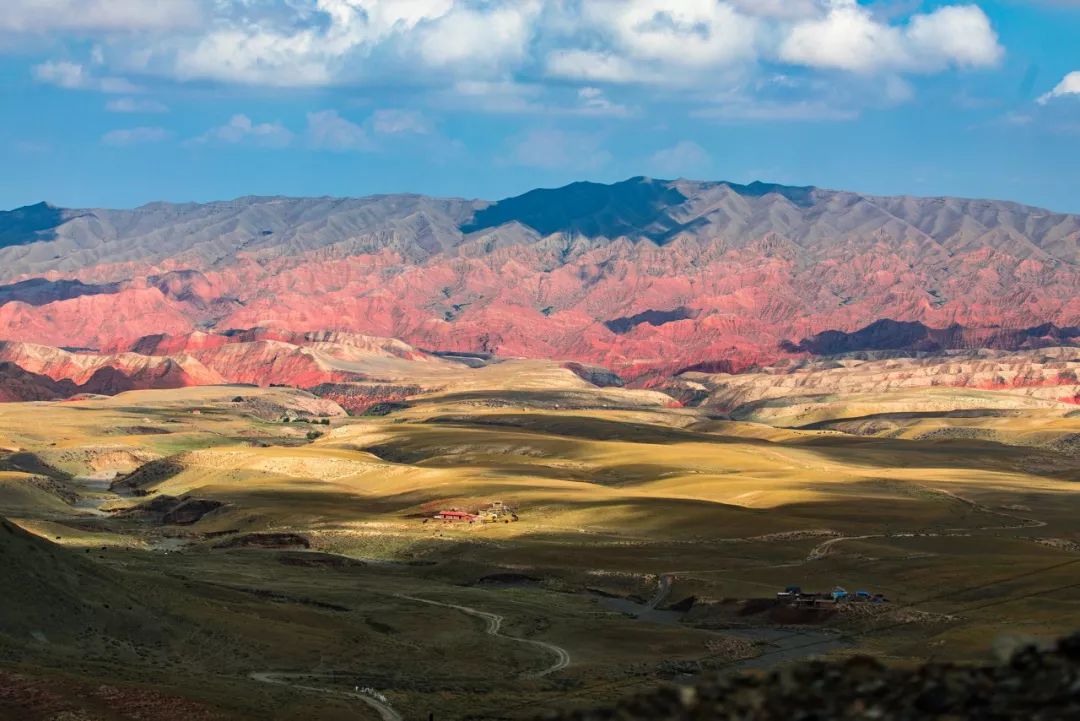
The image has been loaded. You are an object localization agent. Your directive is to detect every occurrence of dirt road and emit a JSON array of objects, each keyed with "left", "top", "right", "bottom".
[
  {"left": 645, "top": 573, "right": 673, "bottom": 610},
  {"left": 397, "top": 594, "right": 571, "bottom": 677},
  {"left": 806, "top": 494, "right": 1049, "bottom": 562},
  {"left": 249, "top": 671, "right": 401, "bottom": 721}
]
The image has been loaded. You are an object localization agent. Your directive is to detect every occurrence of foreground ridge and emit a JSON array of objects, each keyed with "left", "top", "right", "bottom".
[{"left": 542, "top": 633, "right": 1080, "bottom": 721}]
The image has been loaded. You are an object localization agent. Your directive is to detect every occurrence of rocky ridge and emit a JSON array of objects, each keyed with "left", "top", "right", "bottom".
[{"left": 2, "top": 177, "right": 1080, "bottom": 398}]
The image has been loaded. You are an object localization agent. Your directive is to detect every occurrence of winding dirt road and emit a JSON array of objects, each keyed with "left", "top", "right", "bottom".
[
  {"left": 249, "top": 671, "right": 401, "bottom": 721},
  {"left": 805, "top": 489, "right": 1048, "bottom": 562},
  {"left": 397, "top": 594, "right": 571, "bottom": 678}
]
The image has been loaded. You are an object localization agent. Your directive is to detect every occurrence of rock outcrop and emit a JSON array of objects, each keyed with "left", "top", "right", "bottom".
[{"left": 541, "top": 633, "right": 1080, "bottom": 721}]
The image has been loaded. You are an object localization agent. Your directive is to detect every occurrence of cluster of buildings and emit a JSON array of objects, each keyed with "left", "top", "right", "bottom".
[
  {"left": 431, "top": 501, "right": 519, "bottom": 524},
  {"left": 776, "top": 585, "right": 889, "bottom": 607}
]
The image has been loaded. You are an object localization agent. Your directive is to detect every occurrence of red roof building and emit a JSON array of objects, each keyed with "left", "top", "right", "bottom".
[{"left": 434, "top": 510, "right": 479, "bottom": 521}]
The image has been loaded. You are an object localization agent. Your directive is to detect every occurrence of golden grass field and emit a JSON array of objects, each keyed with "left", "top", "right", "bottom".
[{"left": 1, "top": 363, "right": 1079, "bottom": 720}]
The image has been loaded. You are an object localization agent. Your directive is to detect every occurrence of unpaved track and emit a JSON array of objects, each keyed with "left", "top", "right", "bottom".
[
  {"left": 806, "top": 491, "right": 1048, "bottom": 562},
  {"left": 645, "top": 573, "right": 674, "bottom": 610},
  {"left": 249, "top": 671, "right": 401, "bottom": 721},
  {"left": 397, "top": 594, "right": 571, "bottom": 677}
]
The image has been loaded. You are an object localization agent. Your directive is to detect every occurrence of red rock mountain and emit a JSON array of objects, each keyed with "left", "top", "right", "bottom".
[{"left": 1, "top": 177, "right": 1079, "bottom": 403}]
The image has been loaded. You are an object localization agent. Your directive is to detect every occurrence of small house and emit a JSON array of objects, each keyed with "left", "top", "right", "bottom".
[{"left": 434, "top": 510, "right": 479, "bottom": 522}]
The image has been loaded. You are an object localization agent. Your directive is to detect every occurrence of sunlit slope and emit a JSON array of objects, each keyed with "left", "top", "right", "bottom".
[{"left": 97, "top": 397, "right": 1080, "bottom": 550}]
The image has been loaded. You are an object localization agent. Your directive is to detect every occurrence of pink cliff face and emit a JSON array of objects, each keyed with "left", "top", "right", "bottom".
[{"left": 1, "top": 178, "right": 1078, "bottom": 403}]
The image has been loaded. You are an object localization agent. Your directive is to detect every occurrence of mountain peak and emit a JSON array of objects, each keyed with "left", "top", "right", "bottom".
[
  {"left": 0, "top": 201, "right": 66, "bottom": 249},
  {"left": 724, "top": 180, "right": 817, "bottom": 207},
  {"left": 461, "top": 176, "right": 689, "bottom": 241},
  {"left": 461, "top": 176, "right": 824, "bottom": 240}
]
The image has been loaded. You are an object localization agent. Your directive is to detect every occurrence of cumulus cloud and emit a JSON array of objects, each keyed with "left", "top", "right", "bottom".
[
  {"left": 597, "top": 1, "right": 759, "bottom": 68},
  {"left": 417, "top": 2, "right": 539, "bottom": 70},
  {"left": 546, "top": 51, "right": 657, "bottom": 84},
  {"left": 306, "top": 110, "right": 373, "bottom": 151},
  {"left": 547, "top": 1, "right": 758, "bottom": 85},
  {"left": 33, "top": 61, "right": 139, "bottom": 93},
  {"left": 575, "top": 87, "right": 631, "bottom": 117},
  {"left": 1038, "top": 71, "right": 1080, "bottom": 104},
  {"left": 161, "top": 0, "right": 540, "bottom": 87},
  {"left": 192, "top": 115, "right": 294, "bottom": 148},
  {"left": 14, "top": 0, "right": 1009, "bottom": 119},
  {"left": 780, "top": 1, "right": 1003, "bottom": 73},
  {"left": 101, "top": 126, "right": 170, "bottom": 146},
  {"left": 106, "top": 97, "right": 169, "bottom": 113},
  {"left": 727, "top": 0, "right": 822, "bottom": 19}
]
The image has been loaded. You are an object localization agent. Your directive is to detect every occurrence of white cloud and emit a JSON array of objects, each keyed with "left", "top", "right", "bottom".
[
  {"left": 1038, "top": 71, "right": 1080, "bottom": 104},
  {"left": 306, "top": 110, "right": 372, "bottom": 151},
  {"left": 371, "top": 109, "right": 431, "bottom": 135},
  {"left": 649, "top": 141, "right": 711, "bottom": 176},
  {"left": 546, "top": 51, "right": 655, "bottom": 84},
  {"left": 0, "top": 0, "right": 201, "bottom": 33},
  {"left": 14, "top": 0, "right": 1011, "bottom": 122},
  {"left": 32, "top": 61, "right": 139, "bottom": 93},
  {"left": 417, "top": 2, "right": 539, "bottom": 70},
  {"left": 509, "top": 129, "right": 611, "bottom": 171},
  {"left": 593, "top": 0, "right": 759, "bottom": 68},
  {"left": 779, "top": 1, "right": 1003, "bottom": 73},
  {"left": 106, "top": 97, "right": 169, "bottom": 113},
  {"left": 192, "top": 115, "right": 294, "bottom": 147},
  {"left": 439, "top": 80, "right": 546, "bottom": 113},
  {"left": 161, "top": 0, "right": 539, "bottom": 87},
  {"left": 576, "top": 87, "right": 631, "bottom": 117},
  {"left": 905, "top": 6, "right": 1004, "bottom": 69},
  {"left": 727, "top": 0, "right": 822, "bottom": 19},
  {"left": 547, "top": 1, "right": 758, "bottom": 84},
  {"left": 101, "top": 126, "right": 170, "bottom": 146}
]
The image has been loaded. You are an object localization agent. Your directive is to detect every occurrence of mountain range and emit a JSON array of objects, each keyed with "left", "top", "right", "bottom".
[{"left": 1, "top": 176, "right": 1079, "bottom": 407}]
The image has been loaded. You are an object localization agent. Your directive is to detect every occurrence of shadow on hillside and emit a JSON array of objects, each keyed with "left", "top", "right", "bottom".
[
  {"left": 362, "top": 412, "right": 1080, "bottom": 486},
  {"left": 411, "top": 389, "right": 673, "bottom": 411}
]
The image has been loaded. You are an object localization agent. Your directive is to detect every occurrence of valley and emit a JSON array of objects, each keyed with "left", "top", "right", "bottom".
[
  {"left": 2, "top": 179, "right": 1080, "bottom": 718},
  {"left": 1, "top": 359, "right": 1078, "bottom": 720}
]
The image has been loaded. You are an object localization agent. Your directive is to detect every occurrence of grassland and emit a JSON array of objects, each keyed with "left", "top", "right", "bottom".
[{"left": 0, "top": 373, "right": 1078, "bottom": 720}]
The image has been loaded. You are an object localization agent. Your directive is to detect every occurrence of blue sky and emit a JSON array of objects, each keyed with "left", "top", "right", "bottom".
[{"left": 1, "top": 0, "right": 1078, "bottom": 212}]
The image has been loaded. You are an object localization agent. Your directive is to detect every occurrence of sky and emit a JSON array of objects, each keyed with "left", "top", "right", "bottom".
[{"left": 0, "top": 0, "right": 1078, "bottom": 212}]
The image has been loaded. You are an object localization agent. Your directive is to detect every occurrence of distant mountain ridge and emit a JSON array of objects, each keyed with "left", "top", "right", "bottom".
[{"left": 0, "top": 176, "right": 1078, "bottom": 397}]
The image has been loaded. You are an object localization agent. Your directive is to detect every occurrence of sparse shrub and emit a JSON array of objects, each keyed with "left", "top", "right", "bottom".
[
  {"left": 306, "top": 430, "right": 323, "bottom": 441},
  {"left": 281, "top": 416, "right": 290, "bottom": 423}
]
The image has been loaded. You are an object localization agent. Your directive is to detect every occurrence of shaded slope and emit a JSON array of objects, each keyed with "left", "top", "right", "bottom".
[
  {"left": 542, "top": 635, "right": 1080, "bottom": 721},
  {"left": 0, "top": 202, "right": 66, "bottom": 249},
  {"left": 462, "top": 177, "right": 690, "bottom": 241},
  {"left": 785, "top": 319, "right": 1080, "bottom": 355},
  {"left": 0, "top": 278, "right": 122, "bottom": 307},
  {"left": 0, "top": 362, "right": 77, "bottom": 402},
  {"left": 0, "top": 518, "right": 172, "bottom": 654}
]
